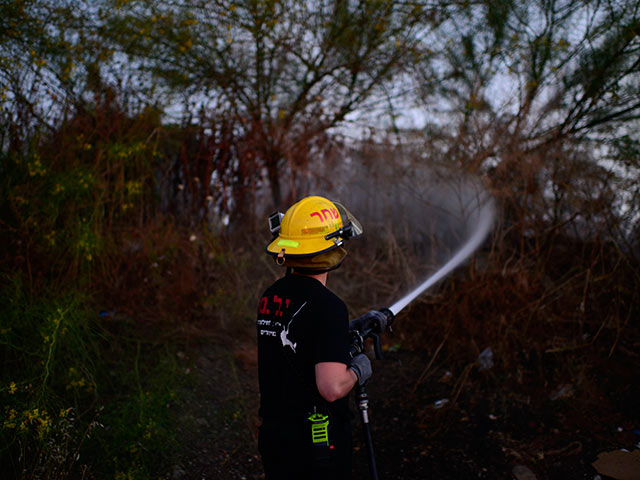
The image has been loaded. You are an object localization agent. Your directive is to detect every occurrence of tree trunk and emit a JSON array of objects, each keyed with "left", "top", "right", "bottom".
[{"left": 266, "top": 153, "right": 282, "bottom": 208}]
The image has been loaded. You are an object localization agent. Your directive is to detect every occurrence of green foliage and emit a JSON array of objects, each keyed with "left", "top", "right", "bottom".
[
  {"left": 0, "top": 59, "right": 182, "bottom": 478},
  {"left": 0, "top": 144, "right": 187, "bottom": 478},
  {"left": 88, "top": 340, "right": 187, "bottom": 479},
  {"left": 1, "top": 97, "right": 160, "bottom": 284},
  {"left": 0, "top": 277, "right": 99, "bottom": 477},
  {"left": 0, "top": 275, "right": 189, "bottom": 478},
  {"left": 0, "top": 0, "right": 113, "bottom": 149}
]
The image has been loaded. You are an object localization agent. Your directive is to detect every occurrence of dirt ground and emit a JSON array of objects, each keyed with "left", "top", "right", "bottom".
[{"left": 172, "top": 338, "right": 640, "bottom": 480}]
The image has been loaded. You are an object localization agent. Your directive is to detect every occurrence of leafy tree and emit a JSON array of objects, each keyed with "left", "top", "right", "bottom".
[
  {"left": 0, "top": 0, "right": 112, "bottom": 149},
  {"left": 411, "top": 0, "right": 640, "bottom": 243},
  {"left": 104, "top": 0, "right": 432, "bottom": 207}
]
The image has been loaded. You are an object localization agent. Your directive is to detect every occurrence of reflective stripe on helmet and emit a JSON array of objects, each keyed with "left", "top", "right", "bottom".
[{"left": 277, "top": 239, "right": 300, "bottom": 248}]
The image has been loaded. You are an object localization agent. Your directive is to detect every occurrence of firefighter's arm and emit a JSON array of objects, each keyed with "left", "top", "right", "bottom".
[
  {"left": 315, "top": 362, "right": 357, "bottom": 402},
  {"left": 315, "top": 354, "right": 371, "bottom": 402}
]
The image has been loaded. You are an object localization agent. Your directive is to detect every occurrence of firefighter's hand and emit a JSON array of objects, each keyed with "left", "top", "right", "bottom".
[
  {"left": 349, "top": 310, "right": 388, "bottom": 334},
  {"left": 349, "top": 353, "right": 372, "bottom": 386}
]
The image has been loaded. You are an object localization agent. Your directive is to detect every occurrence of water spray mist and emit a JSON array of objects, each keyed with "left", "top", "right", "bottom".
[{"left": 387, "top": 199, "right": 495, "bottom": 316}]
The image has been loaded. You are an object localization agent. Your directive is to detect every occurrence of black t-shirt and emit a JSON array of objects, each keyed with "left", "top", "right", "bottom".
[{"left": 257, "top": 273, "right": 351, "bottom": 422}]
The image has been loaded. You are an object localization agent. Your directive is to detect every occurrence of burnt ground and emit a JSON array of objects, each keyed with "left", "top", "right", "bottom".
[{"left": 171, "top": 339, "right": 640, "bottom": 480}]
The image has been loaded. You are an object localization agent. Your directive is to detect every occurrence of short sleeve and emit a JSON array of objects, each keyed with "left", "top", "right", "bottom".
[{"left": 312, "top": 298, "right": 350, "bottom": 365}]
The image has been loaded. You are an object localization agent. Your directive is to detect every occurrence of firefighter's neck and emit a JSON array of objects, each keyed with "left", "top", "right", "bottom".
[{"left": 294, "top": 271, "right": 328, "bottom": 286}]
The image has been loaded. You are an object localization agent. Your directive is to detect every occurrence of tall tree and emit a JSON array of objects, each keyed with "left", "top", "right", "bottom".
[
  {"left": 104, "top": 0, "right": 432, "bottom": 206},
  {"left": 412, "top": 0, "right": 640, "bottom": 241},
  {"left": 0, "top": 0, "right": 115, "bottom": 149}
]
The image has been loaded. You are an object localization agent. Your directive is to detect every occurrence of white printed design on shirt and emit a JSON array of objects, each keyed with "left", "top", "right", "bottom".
[{"left": 280, "top": 302, "right": 306, "bottom": 353}]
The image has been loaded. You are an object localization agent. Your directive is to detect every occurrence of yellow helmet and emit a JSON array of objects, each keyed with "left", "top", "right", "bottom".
[{"left": 266, "top": 195, "right": 362, "bottom": 270}]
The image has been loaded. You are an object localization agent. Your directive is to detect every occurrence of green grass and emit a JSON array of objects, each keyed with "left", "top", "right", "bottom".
[{"left": 0, "top": 274, "right": 193, "bottom": 479}]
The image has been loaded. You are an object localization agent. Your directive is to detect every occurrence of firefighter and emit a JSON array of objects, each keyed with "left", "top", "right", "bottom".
[{"left": 256, "top": 195, "right": 378, "bottom": 479}]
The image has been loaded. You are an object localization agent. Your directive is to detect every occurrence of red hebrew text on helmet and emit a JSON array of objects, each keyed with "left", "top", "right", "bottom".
[{"left": 309, "top": 208, "right": 339, "bottom": 222}]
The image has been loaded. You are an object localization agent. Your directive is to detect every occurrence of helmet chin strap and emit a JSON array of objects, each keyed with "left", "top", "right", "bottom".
[{"left": 290, "top": 261, "right": 343, "bottom": 275}]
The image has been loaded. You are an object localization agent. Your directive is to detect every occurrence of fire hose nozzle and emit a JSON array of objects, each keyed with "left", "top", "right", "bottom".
[
  {"left": 348, "top": 308, "right": 395, "bottom": 360},
  {"left": 379, "top": 308, "right": 395, "bottom": 331}
]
